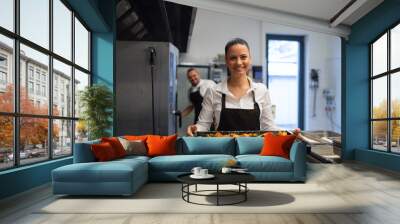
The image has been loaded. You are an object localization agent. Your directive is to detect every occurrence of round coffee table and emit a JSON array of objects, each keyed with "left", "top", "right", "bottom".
[{"left": 177, "top": 173, "right": 255, "bottom": 206}]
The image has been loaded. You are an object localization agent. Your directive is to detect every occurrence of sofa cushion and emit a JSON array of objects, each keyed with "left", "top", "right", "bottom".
[
  {"left": 260, "top": 133, "right": 297, "bottom": 159},
  {"left": 147, "top": 135, "right": 177, "bottom": 157},
  {"left": 115, "top": 155, "right": 150, "bottom": 163},
  {"left": 236, "top": 155, "right": 293, "bottom": 172},
  {"left": 124, "top": 135, "right": 149, "bottom": 141},
  {"left": 101, "top": 137, "right": 127, "bottom": 158},
  {"left": 235, "top": 137, "right": 263, "bottom": 155},
  {"left": 53, "top": 159, "right": 147, "bottom": 183},
  {"left": 148, "top": 154, "right": 235, "bottom": 172},
  {"left": 178, "top": 137, "right": 235, "bottom": 155},
  {"left": 118, "top": 137, "right": 147, "bottom": 156},
  {"left": 91, "top": 142, "right": 118, "bottom": 161}
]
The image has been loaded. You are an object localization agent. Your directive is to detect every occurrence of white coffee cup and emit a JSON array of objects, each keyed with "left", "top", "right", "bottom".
[
  {"left": 200, "top": 169, "right": 208, "bottom": 176},
  {"left": 221, "top": 167, "right": 232, "bottom": 174},
  {"left": 191, "top": 167, "right": 202, "bottom": 176}
]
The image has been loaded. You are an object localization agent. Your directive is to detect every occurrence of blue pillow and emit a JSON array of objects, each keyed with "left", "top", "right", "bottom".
[
  {"left": 179, "top": 137, "right": 235, "bottom": 155},
  {"left": 235, "top": 137, "right": 263, "bottom": 155}
]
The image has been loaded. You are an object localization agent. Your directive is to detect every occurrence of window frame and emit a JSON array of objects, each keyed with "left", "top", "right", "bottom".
[
  {"left": 370, "top": 20, "right": 400, "bottom": 154},
  {"left": 0, "top": 0, "right": 92, "bottom": 171}
]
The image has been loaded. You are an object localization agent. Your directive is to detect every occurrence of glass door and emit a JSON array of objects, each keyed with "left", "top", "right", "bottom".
[{"left": 266, "top": 35, "right": 304, "bottom": 130}]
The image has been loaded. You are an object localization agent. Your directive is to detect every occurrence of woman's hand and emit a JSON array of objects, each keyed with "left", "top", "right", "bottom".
[
  {"left": 292, "top": 128, "right": 305, "bottom": 140},
  {"left": 187, "top": 125, "right": 198, "bottom": 136}
]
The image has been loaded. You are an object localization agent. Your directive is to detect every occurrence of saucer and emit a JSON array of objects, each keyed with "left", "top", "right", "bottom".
[
  {"left": 190, "top": 174, "right": 215, "bottom": 179},
  {"left": 232, "top": 170, "right": 249, "bottom": 174}
]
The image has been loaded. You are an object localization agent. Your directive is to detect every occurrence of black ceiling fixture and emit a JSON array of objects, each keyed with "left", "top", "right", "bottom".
[{"left": 116, "top": 0, "right": 195, "bottom": 52}]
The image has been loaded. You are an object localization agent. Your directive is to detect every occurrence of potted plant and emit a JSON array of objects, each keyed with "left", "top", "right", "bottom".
[{"left": 79, "top": 84, "right": 113, "bottom": 140}]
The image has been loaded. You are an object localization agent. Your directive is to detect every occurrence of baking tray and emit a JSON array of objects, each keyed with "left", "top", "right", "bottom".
[{"left": 196, "top": 130, "right": 292, "bottom": 137}]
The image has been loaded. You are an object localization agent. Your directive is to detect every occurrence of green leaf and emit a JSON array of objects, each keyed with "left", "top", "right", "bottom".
[{"left": 79, "top": 84, "right": 113, "bottom": 140}]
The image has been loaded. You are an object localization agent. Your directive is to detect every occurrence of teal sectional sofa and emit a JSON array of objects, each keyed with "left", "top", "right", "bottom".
[{"left": 52, "top": 137, "right": 307, "bottom": 196}]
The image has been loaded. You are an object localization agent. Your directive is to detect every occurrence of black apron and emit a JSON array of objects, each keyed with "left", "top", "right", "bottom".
[
  {"left": 217, "top": 91, "right": 260, "bottom": 131},
  {"left": 189, "top": 88, "right": 203, "bottom": 123}
]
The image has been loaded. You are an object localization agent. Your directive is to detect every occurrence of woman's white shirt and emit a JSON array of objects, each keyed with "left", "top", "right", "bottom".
[{"left": 195, "top": 78, "right": 280, "bottom": 131}]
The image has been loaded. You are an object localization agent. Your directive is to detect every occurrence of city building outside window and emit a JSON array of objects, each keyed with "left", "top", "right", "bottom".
[
  {"left": 28, "top": 67, "right": 34, "bottom": 80},
  {"left": 0, "top": 54, "right": 7, "bottom": 89},
  {"left": 0, "top": 54, "right": 7, "bottom": 67},
  {"left": 42, "top": 85, "right": 46, "bottom": 97},
  {"left": 41, "top": 73, "right": 46, "bottom": 83},
  {"left": 0, "top": 72, "right": 5, "bottom": 86},
  {"left": 0, "top": 0, "right": 91, "bottom": 170},
  {"left": 35, "top": 83, "right": 40, "bottom": 95},
  {"left": 28, "top": 81, "right": 34, "bottom": 94},
  {"left": 35, "top": 70, "right": 40, "bottom": 81}
]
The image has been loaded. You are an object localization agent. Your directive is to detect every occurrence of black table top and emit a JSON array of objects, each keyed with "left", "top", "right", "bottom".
[{"left": 177, "top": 172, "right": 255, "bottom": 185}]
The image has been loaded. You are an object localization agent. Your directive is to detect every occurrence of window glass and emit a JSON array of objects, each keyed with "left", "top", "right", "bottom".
[
  {"left": 372, "top": 77, "right": 387, "bottom": 119},
  {"left": 0, "top": 116, "right": 13, "bottom": 170},
  {"left": 391, "top": 72, "right": 400, "bottom": 118},
  {"left": 372, "top": 34, "right": 387, "bottom": 76},
  {"left": 20, "top": 44, "right": 49, "bottom": 115},
  {"left": 391, "top": 120, "right": 400, "bottom": 153},
  {"left": 53, "top": 119, "right": 72, "bottom": 158},
  {"left": 0, "top": 0, "right": 93, "bottom": 169},
  {"left": 53, "top": 0, "right": 72, "bottom": 60},
  {"left": 267, "top": 39, "right": 300, "bottom": 129},
  {"left": 74, "top": 69, "right": 89, "bottom": 118},
  {"left": 372, "top": 121, "right": 388, "bottom": 151},
  {"left": 75, "top": 120, "right": 88, "bottom": 143},
  {"left": 53, "top": 59, "right": 72, "bottom": 117},
  {"left": 0, "top": 34, "right": 14, "bottom": 112},
  {"left": 0, "top": 0, "right": 14, "bottom": 31},
  {"left": 20, "top": 0, "right": 49, "bottom": 49},
  {"left": 20, "top": 117, "right": 49, "bottom": 165},
  {"left": 268, "top": 40, "right": 299, "bottom": 76},
  {"left": 74, "top": 18, "right": 89, "bottom": 70},
  {"left": 391, "top": 24, "right": 400, "bottom": 70}
]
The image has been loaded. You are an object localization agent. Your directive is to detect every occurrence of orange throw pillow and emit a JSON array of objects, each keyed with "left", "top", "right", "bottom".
[
  {"left": 260, "top": 133, "right": 297, "bottom": 159},
  {"left": 146, "top": 135, "right": 177, "bottom": 157},
  {"left": 101, "top": 137, "right": 127, "bottom": 158},
  {"left": 124, "top": 135, "right": 149, "bottom": 141},
  {"left": 91, "top": 142, "right": 117, "bottom": 161}
]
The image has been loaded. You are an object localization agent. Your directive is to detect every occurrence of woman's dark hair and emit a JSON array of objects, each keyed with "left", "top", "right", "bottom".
[
  {"left": 224, "top": 38, "right": 250, "bottom": 56},
  {"left": 224, "top": 38, "right": 251, "bottom": 76}
]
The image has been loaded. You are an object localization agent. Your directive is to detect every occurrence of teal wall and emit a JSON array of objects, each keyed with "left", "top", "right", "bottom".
[
  {"left": 92, "top": 0, "right": 115, "bottom": 88},
  {"left": 66, "top": 0, "right": 110, "bottom": 32},
  {"left": 345, "top": 0, "right": 400, "bottom": 171},
  {"left": 0, "top": 158, "right": 72, "bottom": 199},
  {"left": 91, "top": 0, "right": 116, "bottom": 135},
  {"left": 0, "top": 0, "right": 115, "bottom": 200}
]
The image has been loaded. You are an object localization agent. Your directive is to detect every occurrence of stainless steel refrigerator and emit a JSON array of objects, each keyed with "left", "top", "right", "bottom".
[{"left": 116, "top": 41, "right": 179, "bottom": 136}]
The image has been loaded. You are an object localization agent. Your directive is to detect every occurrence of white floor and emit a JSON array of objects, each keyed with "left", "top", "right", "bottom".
[{"left": 1, "top": 162, "right": 400, "bottom": 224}]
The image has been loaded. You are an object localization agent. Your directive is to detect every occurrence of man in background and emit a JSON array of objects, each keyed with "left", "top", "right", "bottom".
[{"left": 181, "top": 68, "right": 216, "bottom": 124}]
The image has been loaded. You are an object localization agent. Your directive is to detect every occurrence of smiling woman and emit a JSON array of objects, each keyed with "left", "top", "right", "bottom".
[{"left": 187, "top": 38, "right": 280, "bottom": 136}]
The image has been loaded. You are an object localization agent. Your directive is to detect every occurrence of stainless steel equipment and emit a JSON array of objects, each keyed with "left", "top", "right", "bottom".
[
  {"left": 301, "top": 130, "right": 342, "bottom": 163},
  {"left": 116, "top": 41, "right": 179, "bottom": 135}
]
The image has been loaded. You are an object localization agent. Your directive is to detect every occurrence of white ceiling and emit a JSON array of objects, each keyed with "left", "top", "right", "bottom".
[
  {"left": 165, "top": 0, "right": 384, "bottom": 38},
  {"left": 222, "top": 0, "right": 352, "bottom": 23},
  {"left": 221, "top": 0, "right": 384, "bottom": 26}
]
